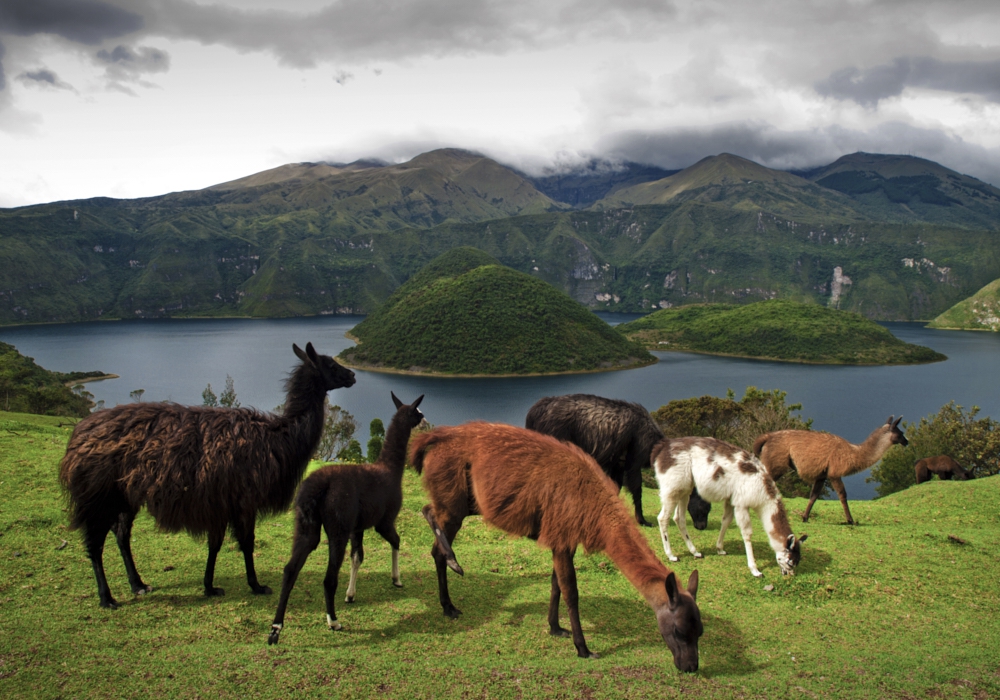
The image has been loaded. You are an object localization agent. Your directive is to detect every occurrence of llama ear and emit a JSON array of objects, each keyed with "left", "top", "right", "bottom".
[
  {"left": 686, "top": 570, "right": 699, "bottom": 601},
  {"left": 665, "top": 571, "right": 679, "bottom": 609},
  {"left": 786, "top": 534, "right": 795, "bottom": 550},
  {"left": 893, "top": 416, "right": 903, "bottom": 429},
  {"left": 305, "top": 342, "right": 319, "bottom": 363},
  {"left": 799, "top": 534, "right": 808, "bottom": 543},
  {"left": 391, "top": 391, "right": 403, "bottom": 409},
  {"left": 293, "top": 344, "right": 309, "bottom": 363},
  {"left": 886, "top": 416, "right": 894, "bottom": 426},
  {"left": 411, "top": 394, "right": 424, "bottom": 409}
]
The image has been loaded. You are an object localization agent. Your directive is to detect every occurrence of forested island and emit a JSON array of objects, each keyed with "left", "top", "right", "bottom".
[
  {"left": 617, "top": 300, "right": 946, "bottom": 364},
  {"left": 338, "top": 248, "right": 655, "bottom": 375}
]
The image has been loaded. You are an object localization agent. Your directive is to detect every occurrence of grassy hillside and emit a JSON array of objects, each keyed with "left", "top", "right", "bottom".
[
  {"left": 927, "top": 277, "right": 1000, "bottom": 330},
  {"left": 0, "top": 342, "right": 102, "bottom": 416},
  {"left": 1, "top": 410, "right": 997, "bottom": 699},
  {"left": 340, "top": 257, "right": 654, "bottom": 375},
  {"left": 617, "top": 300, "right": 946, "bottom": 364}
]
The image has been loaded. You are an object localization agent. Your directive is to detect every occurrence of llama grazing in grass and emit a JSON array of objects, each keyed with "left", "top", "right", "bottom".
[
  {"left": 59, "top": 343, "right": 356, "bottom": 609},
  {"left": 915, "top": 455, "right": 974, "bottom": 484},
  {"left": 410, "top": 422, "right": 702, "bottom": 670},
  {"left": 753, "top": 416, "right": 908, "bottom": 525},
  {"left": 652, "top": 437, "right": 807, "bottom": 578},
  {"left": 525, "top": 393, "right": 712, "bottom": 528},
  {"left": 267, "top": 393, "right": 425, "bottom": 644}
]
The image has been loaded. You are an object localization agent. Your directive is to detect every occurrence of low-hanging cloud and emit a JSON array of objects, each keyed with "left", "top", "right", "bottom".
[
  {"left": 0, "top": 0, "right": 143, "bottom": 44},
  {"left": 95, "top": 44, "right": 170, "bottom": 83},
  {"left": 17, "top": 67, "right": 73, "bottom": 90},
  {"left": 816, "top": 57, "right": 1000, "bottom": 106}
]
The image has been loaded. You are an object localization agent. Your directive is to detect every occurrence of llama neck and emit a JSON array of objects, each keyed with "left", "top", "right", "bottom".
[
  {"left": 378, "top": 414, "right": 412, "bottom": 475},
  {"left": 601, "top": 515, "right": 671, "bottom": 609},
  {"left": 851, "top": 427, "right": 893, "bottom": 472},
  {"left": 759, "top": 497, "right": 793, "bottom": 555},
  {"left": 279, "top": 364, "right": 328, "bottom": 458}
]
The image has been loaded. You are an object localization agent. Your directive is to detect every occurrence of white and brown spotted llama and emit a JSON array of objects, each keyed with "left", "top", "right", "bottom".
[{"left": 652, "top": 437, "right": 807, "bottom": 578}]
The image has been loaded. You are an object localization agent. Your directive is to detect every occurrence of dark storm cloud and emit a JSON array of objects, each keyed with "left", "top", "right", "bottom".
[
  {"left": 17, "top": 67, "right": 73, "bottom": 90},
  {"left": 816, "top": 57, "right": 1000, "bottom": 106},
  {"left": 0, "top": 0, "right": 143, "bottom": 44},
  {"left": 597, "top": 121, "right": 1000, "bottom": 186},
  {"left": 95, "top": 44, "right": 170, "bottom": 81}
]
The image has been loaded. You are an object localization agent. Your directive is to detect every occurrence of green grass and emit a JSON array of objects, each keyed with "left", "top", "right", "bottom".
[
  {"left": 928, "top": 277, "right": 1000, "bottom": 331},
  {"left": 2, "top": 410, "right": 998, "bottom": 698},
  {"left": 618, "top": 300, "right": 947, "bottom": 364}
]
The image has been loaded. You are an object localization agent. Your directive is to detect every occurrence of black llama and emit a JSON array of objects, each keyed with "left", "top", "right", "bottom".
[
  {"left": 59, "top": 342, "right": 356, "bottom": 609},
  {"left": 526, "top": 394, "right": 711, "bottom": 528},
  {"left": 268, "top": 392, "right": 425, "bottom": 644}
]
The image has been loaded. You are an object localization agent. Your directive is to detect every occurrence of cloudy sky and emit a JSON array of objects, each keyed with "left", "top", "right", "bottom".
[{"left": 2, "top": 0, "right": 1000, "bottom": 207}]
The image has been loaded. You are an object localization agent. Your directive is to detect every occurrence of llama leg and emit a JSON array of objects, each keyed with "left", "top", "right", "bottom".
[
  {"left": 672, "top": 493, "right": 702, "bottom": 559},
  {"left": 375, "top": 522, "right": 403, "bottom": 588},
  {"left": 112, "top": 510, "right": 152, "bottom": 596},
  {"left": 802, "top": 478, "right": 825, "bottom": 522},
  {"left": 734, "top": 506, "right": 762, "bottom": 577},
  {"left": 268, "top": 520, "right": 322, "bottom": 645},
  {"left": 623, "top": 447, "right": 649, "bottom": 526},
  {"left": 829, "top": 477, "right": 855, "bottom": 525},
  {"left": 233, "top": 517, "right": 271, "bottom": 595},
  {"left": 715, "top": 499, "right": 735, "bottom": 555},
  {"left": 657, "top": 496, "right": 680, "bottom": 562},
  {"left": 203, "top": 526, "right": 226, "bottom": 597},
  {"left": 547, "top": 569, "right": 571, "bottom": 638},
  {"left": 83, "top": 512, "right": 119, "bottom": 609},
  {"left": 345, "top": 530, "right": 363, "bottom": 603},
  {"left": 552, "top": 548, "right": 597, "bottom": 659},
  {"left": 323, "top": 535, "right": 349, "bottom": 631},
  {"left": 422, "top": 504, "right": 464, "bottom": 576}
]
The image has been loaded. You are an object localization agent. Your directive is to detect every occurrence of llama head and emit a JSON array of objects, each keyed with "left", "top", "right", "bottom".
[
  {"left": 687, "top": 492, "right": 711, "bottom": 531},
  {"left": 657, "top": 570, "right": 702, "bottom": 673},
  {"left": 391, "top": 392, "right": 426, "bottom": 430},
  {"left": 777, "top": 533, "right": 808, "bottom": 575},
  {"left": 886, "top": 416, "right": 908, "bottom": 447},
  {"left": 294, "top": 343, "right": 356, "bottom": 391}
]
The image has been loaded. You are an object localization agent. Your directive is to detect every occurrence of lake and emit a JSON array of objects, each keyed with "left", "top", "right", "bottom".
[{"left": 4, "top": 313, "right": 999, "bottom": 500}]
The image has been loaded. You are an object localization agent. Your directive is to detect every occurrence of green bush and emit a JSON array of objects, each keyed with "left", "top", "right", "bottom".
[{"left": 868, "top": 402, "right": 1000, "bottom": 497}]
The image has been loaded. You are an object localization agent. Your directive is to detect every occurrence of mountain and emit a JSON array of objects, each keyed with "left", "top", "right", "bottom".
[
  {"left": 526, "top": 160, "right": 678, "bottom": 208},
  {"left": 338, "top": 249, "right": 654, "bottom": 375},
  {"left": 926, "top": 277, "right": 1000, "bottom": 331},
  {"left": 617, "top": 300, "right": 946, "bottom": 364},
  {"left": 2, "top": 148, "right": 1000, "bottom": 326}
]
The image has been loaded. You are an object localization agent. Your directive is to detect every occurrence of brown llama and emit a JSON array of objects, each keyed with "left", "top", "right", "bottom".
[
  {"left": 59, "top": 343, "right": 356, "bottom": 609},
  {"left": 267, "top": 393, "right": 425, "bottom": 645},
  {"left": 915, "top": 455, "right": 973, "bottom": 484},
  {"left": 753, "top": 416, "right": 908, "bottom": 525},
  {"left": 525, "top": 393, "right": 712, "bottom": 529},
  {"left": 410, "top": 422, "right": 702, "bottom": 671}
]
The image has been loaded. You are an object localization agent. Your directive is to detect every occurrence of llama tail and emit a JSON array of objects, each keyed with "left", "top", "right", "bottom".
[
  {"left": 752, "top": 434, "right": 769, "bottom": 457},
  {"left": 408, "top": 429, "right": 448, "bottom": 474}
]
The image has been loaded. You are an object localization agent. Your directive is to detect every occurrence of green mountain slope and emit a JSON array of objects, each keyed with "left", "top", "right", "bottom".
[
  {"left": 617, "top": 300, "right": 946, "bottom": 364},
  {"left": 927, "top": 277, "right": 1000, "bottom": 330},
  {"left": 0, "top": 342, "right": 102, "bottom": 416},
  {"left": 339, "top": 254, "right": 655, "bottom": 375}
]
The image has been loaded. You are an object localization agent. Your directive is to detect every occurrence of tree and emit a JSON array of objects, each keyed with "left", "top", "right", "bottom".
[
  {"left": 367, "top": 417, "right": 385, "bottom": 462},
  {"left": 130, "top": 389, "right": 145, "bottom": 402},
  {"left": 219, "top": 375, "right": 240, "bottom": 408},
  {"left": 202, "top": 384, "right": 218, "bottom": 407},
  {"left": 337, "top": 439, "right": 364, "bottom": 464},
  {"left": 868, "top": 402, "right": 1000, "bottom": 497},
  {"left": 313, "top": 399, "right": 359, "bottom": 461}
]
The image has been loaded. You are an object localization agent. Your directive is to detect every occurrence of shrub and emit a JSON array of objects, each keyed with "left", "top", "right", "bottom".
[{"left": 868, "top": 402, "right": 1000, "bottom": 497}]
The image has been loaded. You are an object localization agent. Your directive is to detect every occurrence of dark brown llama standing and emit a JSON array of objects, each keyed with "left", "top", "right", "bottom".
[
  {"left": 59, "top": 343, "right": 356, "bottom": 609},
  {"left": 525, "top": 393, "right": 712, "bottom": 529},
  {"left": 915, "top": 455, "right": 974, "bottom": 484},
  {"left": 411, "top": 422, "right": 702, "bottom": 671},
  {"left": 268, "top": 393, "right": 425, "bottom": 644}
]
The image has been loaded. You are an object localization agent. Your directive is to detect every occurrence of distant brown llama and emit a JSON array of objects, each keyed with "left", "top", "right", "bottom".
[
  {"left": 410, "top": 422, "right": 702, "bottom": 671},
  {"left": 753, "top": 416, "right": 908, "bottom": 525},
  {"left": 59, "top": 343, "right": 356, "bottom": 609},
  {"left": 915, "top": 455, "right": 973, "bottom": 484},
  {"left": 268, "top": 393, "right": 425, "bottom": 645}
]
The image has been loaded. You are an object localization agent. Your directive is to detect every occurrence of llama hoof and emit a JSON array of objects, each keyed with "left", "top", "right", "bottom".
[
  {"left": 99, "top": 598, "right": 120, "bottom": 610},
  {"left": 133, "top": 584, "right": 153, "bottom": 596},
  {"left": 267, "top": 625, "right": 281, "bottom": 645},
  {"left": 716, "top": 549, "right": 727, "bottom": 556},
  {"left": 577, "top": 649, "right": 600, "bottom": 660},
  {"left": 443, "top": 605, "right": 463, "bottom": 619},
  {"left": 693, "top": 552, "right": 703, "bottom": 559},
  {"left": 345, "top": 595, "right": 354, "bottom": 604},
  {"left": 252, "top": 585, "right": 272, "bottom": 596},
  {"left": 550, "top": 627, "right": 572, "bottom": 638},
  {"left": 668, "top": 555, "right": 679, "bottom": 562},
  {"left": 446, "top": 558, "right": 465, "bottom": 576},
  {"left": 751, "top": 570, "right": 763, "bottom": 578},
  {"left": 392, "top": 580, "right": 403, "bottom": 588},
  {"left": 206, "top": 586, "right": 225, "bottom": 597},
  {"left": 327, "top": 615, "right": 343, "bottom": 631}
]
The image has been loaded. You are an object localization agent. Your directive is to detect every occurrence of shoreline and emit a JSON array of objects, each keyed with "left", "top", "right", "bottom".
[
  {"left": 63, "top": 374, "right": 120, "bottom": 386},
  {"left": 337, "top": 356, "right": 659, "bottom": 378},
  {"left": 640, "top": 345, "right": 947, "bottom": 366}
]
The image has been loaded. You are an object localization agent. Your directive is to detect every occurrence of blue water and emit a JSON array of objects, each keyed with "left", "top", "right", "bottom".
[{"left": 4, "top": 314, "right": 999, "bottom": 500}]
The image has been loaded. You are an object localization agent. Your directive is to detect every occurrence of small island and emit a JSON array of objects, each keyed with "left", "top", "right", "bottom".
[
  {"left": 927, "top": 278, "right": 1000, "bottom": 331},
  {"left": 617, "top": 300, "right": 946, "bottom": 365},
  {"left": 338, "top": 248, "right": 655, "bottom": 376}
]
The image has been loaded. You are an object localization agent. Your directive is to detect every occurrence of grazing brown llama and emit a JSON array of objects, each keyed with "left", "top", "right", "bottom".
[
  {"left": 652, "top": 437, "right": 807, "bottom": 578},
  {"left": 410, "top": 422, "right": 702, "bottom": 671},
  {"left": 915, "top": 455, "right": 974, "bottom": 484},
  {"left": 59, "top": 343, "right": 356, "bottom": 609},
  {"left": 267, "top": 393, "right": 425, "bottom": 645},
  {"left": 525, "top": 393, "right": 712, "bottom": 529},
  {"left": 753, "top": 416, "right": 908, "bottom": 525}
]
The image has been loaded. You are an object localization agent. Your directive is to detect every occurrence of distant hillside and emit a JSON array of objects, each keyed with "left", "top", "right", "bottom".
[
  {"left": 527, "top": 161, "right": 677, "bottom": 208},
  {"left": 927, "top": 278, "right": 1000, "bottom": 330},
  {"left": 339, "top": 251, "right": 655, "bottom": 375},
  {"left": 0, "top": 342, "right": 101, "bottom": 417},
  {"left": 617, "top": 300, "right": 946, "bottom": 364}
]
